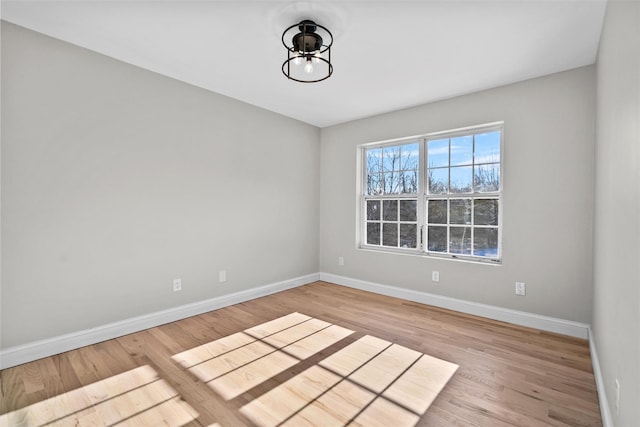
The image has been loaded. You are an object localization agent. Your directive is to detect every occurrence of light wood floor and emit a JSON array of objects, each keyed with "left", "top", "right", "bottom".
[{"left": 0, "top": 281, "right": 602, "bottom": 426}]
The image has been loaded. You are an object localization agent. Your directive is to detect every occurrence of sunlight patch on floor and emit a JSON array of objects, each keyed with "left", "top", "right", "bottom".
[
  {"left": 0, "top": 365, "right": 198, "bottom": 427},
  {"left": 240, "top": 333, "right": 458, "bottom": 427},
  {"left": 174, "top": 313, "right": 459, "bottom": 427},
  {"left": 172, "top": 312, "right": 355, "bottom": 400}
]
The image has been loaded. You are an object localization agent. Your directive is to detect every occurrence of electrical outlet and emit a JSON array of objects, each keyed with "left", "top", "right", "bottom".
[
  {"left": 173, "top": 278, "right": 182, "bottom": 292},
  {"left": 515, "top": 282, "right": 526, "bottom": 296},
  {"left": 219, "top": 270, "right": 227, "bottom": 283},
  {"left": 338, "top": 257, "right": 344, "bottom": 266},
  {"left": 432, "top": 271, "right": 440, "bottom": 282},
  {"left": 615, "top": 379, "right": 620, "bottom": 416}
]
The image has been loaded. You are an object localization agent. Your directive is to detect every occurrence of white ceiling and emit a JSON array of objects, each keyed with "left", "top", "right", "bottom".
[{"left": 1, "top": 1, "right": 607, "bottom": 128}]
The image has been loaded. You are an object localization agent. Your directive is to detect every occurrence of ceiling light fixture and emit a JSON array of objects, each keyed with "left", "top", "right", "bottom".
[{"left": 282, "top": 20, "right": 333, "bottom": 83}]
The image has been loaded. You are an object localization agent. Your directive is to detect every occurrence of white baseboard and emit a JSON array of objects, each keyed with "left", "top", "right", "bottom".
[
  {"left": 319, "top": 272, "right": 590, "bottom": 339},
  {"left": 0, "top": 271, "right": 592, "bottom": 365},
  {"left": 0, "top": 273, "right": 320, "bottom": 369},
  {"left": 589, "top": 328, "right": 613, "bottom": 427}
]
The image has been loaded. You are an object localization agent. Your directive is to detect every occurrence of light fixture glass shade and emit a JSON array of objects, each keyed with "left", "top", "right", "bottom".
[
  {"left": 282, "top": 20, "right": 333, "bottom": 83},
  {"left": 304, "top": 61, "right": 314, "bottom": 74}
]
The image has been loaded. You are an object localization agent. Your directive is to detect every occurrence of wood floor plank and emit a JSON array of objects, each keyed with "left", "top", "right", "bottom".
[
  {"left": 261, "top": 318, "right": 330, "bottom": 349},
  {"left": 349, "top": 343, "right": 422, "bottom": 393},
  {"left": 319, "top": 335, "right": 391, "bottom": 377},
  {"left": 0, "top": 281, "right": 602, "bottom": 426},
  {"left": 0, "top": 366, "right": 28, "bottom": 413},
  {"left": 240, "top": 365, "right": 342, "bottom": 427},
  {"left": 349, "top": 395, "right": 420, "bottom": 427},
  {"left": 281, "top": 379, "right": 376, "bottom": 427},
  {"left": 383, "top": 353, "right": 459, "bottom": 415},
  {"left": 172, "top": 331, "right": 257, "bottom": 369},
  {"left": 209, "top": 350, "right": 300, "bottom": 401},
  {"left": 280, "top": 324, "right": 354, "bottom": 360},
  {"left": 244, "top": 312, "right": 311, "bottom": 339},
  {"left": 189, "top": 340, "right": 276, "bottom": 382}
]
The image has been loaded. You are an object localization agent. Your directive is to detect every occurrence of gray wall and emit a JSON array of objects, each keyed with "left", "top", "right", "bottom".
[
  {"left": 1, "top": 22, "right": 320, "bottom": 349},
  {"left": 320, "top": 66, "right": 596, "bottom": 323},
  {"left": 593, "top": 1, "right": 640, "bottom": 425}
]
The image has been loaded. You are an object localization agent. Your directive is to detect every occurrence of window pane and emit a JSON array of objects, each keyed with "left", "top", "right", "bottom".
[
  {"left": 427, "top": 139, "right": 449, "bottom": 168},
  {"left": 474, "top": 164, "right": 500, "bottom": 192},
  {"left": 383, "top": 200, "right": 398, "bottom": 221},
  {"left": 383, "top": 172, "right": 400, "bottom": 194},
  {"left": 367, "top": 200, "right": 380, "bottom": 220},
  {"left": 367, "top": 222, "right": 380, "bottom": 245},
  {"left": 428, "top": 168, "right": 448, "bottom": 194},
  {"left": 450, "top": 227, "right": 472, "bottom": 255},
  {"left": 428, "top": 200, "right": 447, "bottom": 224},
  {"left": 400, "top": 224, "right": 417, "bottom": 248},
  {"left": 399, "top": 200, "right": 417, "bottom": 221},
  {"left": 450, "top": 135, "right": 473, "bottom": 166},
  {"left": 474, "top": 228, "right": 498, "bottom": 257},
  {"left": 450, "top": 166, "right": 473, "bottom": 193},
  {"left": 450, "top": 199, "right": 472, "bottom": 224},
  {"left": 367, "top": 148, "right": 383, "bottom": 174},
  {"left": 401, "top": 143, "right": 419, "bottom": 171},
  {"left": 383, "top": 223, "right": 398, "bottom": 247},
  {"left": 475, "top": 131, "right": 501, "bottom": 164},
  {"left": 474, "top": 199, "right": 498, "bottom": 226},
  {"left": 383, "top": 146, "right": 401, "bottom": 172},
  {"left": 427, "top": 226, "right": 447, "bottom": 252},
  {"left": 367, "top": 173, "right": 382, "bottom": 195},
  {"left": 399, "top": 170, "right": 418, "bottom": 193}
]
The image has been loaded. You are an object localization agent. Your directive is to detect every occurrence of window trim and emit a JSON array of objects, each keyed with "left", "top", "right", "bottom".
[{"left": 359, "top": 122, "right": 503, "bottom": 264}]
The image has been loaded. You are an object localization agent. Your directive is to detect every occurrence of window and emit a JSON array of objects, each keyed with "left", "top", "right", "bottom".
[
  {"left": 361, "top": 123, "right": 502, "bottom": 262},
  {"left": 364, "top": 142, "right": 420, "bottom": 249}
]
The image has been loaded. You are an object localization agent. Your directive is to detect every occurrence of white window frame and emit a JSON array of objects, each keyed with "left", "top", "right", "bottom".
[{"left": 360, "top": 122, "right": 503, "bottom": 264}]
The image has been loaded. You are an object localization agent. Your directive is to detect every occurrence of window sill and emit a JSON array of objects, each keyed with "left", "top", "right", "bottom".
[{"left": 358, "top": 245, "right": 502, "bottom": 265}]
